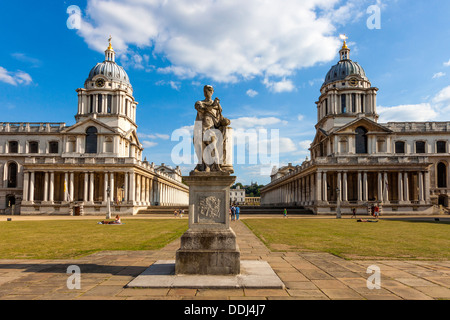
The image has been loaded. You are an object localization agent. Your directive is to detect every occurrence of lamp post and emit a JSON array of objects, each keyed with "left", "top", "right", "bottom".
[{"left": 106, "top": 186, "right": 111, "bottom": 220}]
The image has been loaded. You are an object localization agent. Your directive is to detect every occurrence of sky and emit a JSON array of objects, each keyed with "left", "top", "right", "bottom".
[{"left": 1, "top": 0, "right": 450, "bottom": 185}]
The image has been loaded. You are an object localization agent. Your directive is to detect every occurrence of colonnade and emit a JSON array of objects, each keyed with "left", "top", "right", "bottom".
[
  {"left": 22, "top": 169, "right": 188, "bottom": 207},
  {"left": 262, "top": 169, "right": 431, "bottom": 206}
]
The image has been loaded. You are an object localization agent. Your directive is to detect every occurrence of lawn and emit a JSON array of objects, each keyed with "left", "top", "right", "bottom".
[
  {"left": 243, "top": 219, "right": 450, "bottom": 260},
  {"left": 0, "top": 219, "right": 188, "bottom": 260}
]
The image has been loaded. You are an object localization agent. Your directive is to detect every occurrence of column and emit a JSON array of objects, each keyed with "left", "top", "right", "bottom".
[
  {"left": 29, "top": 171, "right": 35, "bottom": 202},
  {"left": 383, "top": 172, "right": 390, "bottom": 204},
  {"left": 363, "top": 172, "right": 368, "bottom": 202},
  {"left": 357, "top": 172, "right": 362, "bottom": 202},
  {"left": 136, "top": 174, "right": 141, "bottom": 204},
  {"left": 419, "top": 171, "right": 425, "bottom": 204},
  {"left": 69, "top": 172, "right": 74, "bottom": 202},
  {"left": 398, "top": 172, "right": 404, "bottom": 203},
  {"left": 110, "top": 172, "right": 115, "bottom": 202},
  {"left": 124, "top": 172, "right": 129, "bottom": 202},
  {"left": 403, "top": 172, "right": 409, "bottom": 202},
  {"left": 43, "top": 172, "right": 49, "bottom": 202},
  {"left": 89, "top": 172, "right": 94, "bottom": 203},
  {"left": 323, "top": 172, "right": 328, "bottom": 202},
  {"left": 377, "top": 172, "right": 383, "bottom": 203},
  {"left": 424, "top": 171, "right": 431, "bottom": 203},
  {"left": 64, "top": 172, "right": 69, "bottom": 202},
  {"left": 316, "top": 171, "right": 322, "bottom": 203},
  {"left": 337, "top": 172, "right": 342, "bottom": 202},
  {"left": 84, "top": 172, "right": 89, "bottom": 202},
  {"left": 343, "top": 172, "right": 348, "bottom": 202},
  {"left": 129, "top": 172, "right": 135, "bottom": 203},
  {"left": 49, "top": 172, "right": 54, "bottom": 203},
  {"left": 23, "top": 172, "right": 29, "bottom": 202},
  {"left": 104, "top": 173, "right": 109, "bottom": 203}
]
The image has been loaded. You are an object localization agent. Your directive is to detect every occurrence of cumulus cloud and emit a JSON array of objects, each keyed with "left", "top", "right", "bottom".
[
  {"left": 377, "top": 104, "right": 439, "bottom": 122},
  {"left": 76, "top": 0, "right": 364, "bottom": 86},
  {"left": 231, "top": 117, "right": 288, "bottom": 130},
  {"left": 432, "top": 72, "right": 446, "bottom": 79},
  {"left": 246, "top": 89, "right": 258, "bottom": 98},
  {"left": 0, "top": 67, "right": 33, "bottom": 86}
]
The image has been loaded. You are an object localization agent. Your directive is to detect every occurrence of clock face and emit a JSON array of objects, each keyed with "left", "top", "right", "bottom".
[
  {"left": 349, "top": 78, "right": 359, "bottom": 87},
  {"left": 95, "top": 78, "right": 105, "bottom": 88}
]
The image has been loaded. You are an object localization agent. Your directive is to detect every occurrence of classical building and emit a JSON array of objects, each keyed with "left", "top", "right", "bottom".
[
  {"left": 261, "top": 40, "right": 450, "bottom": 215},
  {"left": 0, "top": 40, "right": 189, "bottom": 215},
  {"left": 230, "top": 186, "right": 245, "bottom": 205}
]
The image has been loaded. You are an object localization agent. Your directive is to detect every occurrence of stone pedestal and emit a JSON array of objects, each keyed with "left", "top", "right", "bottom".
[{"left": 175, "top": 173, "right": 240, "bottom": 275}]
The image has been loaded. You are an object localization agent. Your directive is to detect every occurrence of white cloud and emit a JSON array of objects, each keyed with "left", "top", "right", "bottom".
[
  {"left": 444, "top": 59, "right": 450, "bottom": 67},
  {"left": 377, "top": 104, "right": 439, "bottom": 122},
  {"left": 231, "top": 117, "right": 288, "bottom": 130},
  {"left": 297, "top": 114, "right": 305, "bottom": 121},
  {"left": 432, "top": 72, "right": 446, "bottom": 79},
  {"left": 76, "top": 0, "right": 359, "bottom": 86},
  {"left": 263, "top": 77, "right": 296, "bottom": 93},
  {"left": 246, "top": 89, "right": 258, "bottom": 98},
  {"left": 156, "top": 80, "right": 181, "bottom": 91},
  {"left": 0, "top": 67, "right": 33, "bottom": 86},
  {"left": 142, "top": 141, "right": 158, "bottom": 148}
]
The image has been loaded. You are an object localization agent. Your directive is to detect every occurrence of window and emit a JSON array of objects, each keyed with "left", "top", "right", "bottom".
[
  {"left": 85, "top": 127, "right": 98, "bottom": 154},
  {"left": 8, "top": 141, "right": 18, "bottom": 153},
  {"left": 395, "top": 141, "right": 405, "bottom": 154},
  {"left": 352, "top": 93, "right": 356, "bottom": 113},
  {"left": 107, "top": 95, "right": 112, "bottom": 113},
  {"left": 324, "top": 98, "right": 328, "bottom": 115},
  {"left": 98, "top": 94, "right": 103, "bottom": 113},
  {"left": 29, "top": 141, "right": 39, "bottom": 154},
  {"left": 341, "top": 95, "right": 346, "bottom": 113},
  {"left": 437, "top": 141, "right": 447, "bottom": 154},
  {"left": 49, "top": 141, "right": 59, "bottom": 154},
  {"left": 90, "top": 95, "right": 94, "bottom": 113},
  {"left": 355, "top": 127, "right": 368, "bottom": 154},
  {"left": 416, "top": 141, "right": 426, "bottom": 154},
  {"left": 437, "top": 162, "right": 447, "bottom": 188},
  {"left": 7, "top": 162, "right": 18, "bottom": 188},
  {"left": 361, "top": 95, "right": 365, "bottom": 113}
]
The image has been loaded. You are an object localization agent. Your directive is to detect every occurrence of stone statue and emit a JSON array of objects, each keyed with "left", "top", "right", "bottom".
[{"left": 193, "top": 85, "right": 231, "bottom": 173}]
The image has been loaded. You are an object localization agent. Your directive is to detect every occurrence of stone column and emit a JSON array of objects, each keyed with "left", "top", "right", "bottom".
[
  {"left": 377, "top": 172, "right": 383, "bottom": 203},
  {"left": 49, "top": 172, "right": 54, "bottom": 203},
  {"left": 29, "top": 171, "right": 35, "bottom": 203},
  {"left": 323, "top": 172, "right": 328, "bottom": 202},
  {"left": 343, "top": 172, "right": 348, "bottom": 202},
  {"left": 404, "top": 172, "right": 409, "bottom": 202},
  {"left": 110, "top": 172, "right": 115, "bottom": 202},
  {"left": 43, "top": 172, "right": 49, "bottom": 202},
  {"left": 316, "top": 171, "right": 322, "bottom": 203},
  {"left": 23, "top": 171, "right": 29, "bottom": 202},
  {"left": 383, "top": 172, "right": 390, "bottom": 204},
  {"left": 357, "top": 172, "right": 362, "bottom": 202},
  {"left": 69, "top": 172, "right": 74, "bottom": 202},
  {"left": 363, "top": 172, "right": 368, "bottom": 202},
  {"left": 136, "top": 174, "right": 141, "bottom": 204},
  {"left": 124, "top": 172, "right": 129, "bottom": 202},
  {"left": 129, "top": 172, "right": 135, "bottom": 203},
  {"left": 419, "top": 171, "right": 425, "bottom": 204},
  {"left": 104, "top": 173, "right": 109, "bottom": 203},
  {"left": 64, "top": 172, "right": 69, "bottom": 202},
  {"left": 89, "top": 172, "right": 94, "bottom": 203},
  {"left": 398, "top": 172, "right": 404, "bottom": 203},
  {"left": 84, "top": 172, "right": 89, "bottom": 202},
  {"left": 337, "top": 172, "right": 342, "bottom": 202},
  {"left": 424, "top": 171, "right": 431, "bottom": 203}
]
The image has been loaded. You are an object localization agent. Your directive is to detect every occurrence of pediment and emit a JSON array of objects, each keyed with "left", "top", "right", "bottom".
[
  {"left": 333, "top": 118, "right": 392, "bottom": 134},
  {"left": 61, "top": 118, "right": 117, "bottom": 135}
]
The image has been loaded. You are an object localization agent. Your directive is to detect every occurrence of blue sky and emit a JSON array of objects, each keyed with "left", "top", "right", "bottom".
[{"left": 1, "top": 0, "right": 450, "bottom": 185}]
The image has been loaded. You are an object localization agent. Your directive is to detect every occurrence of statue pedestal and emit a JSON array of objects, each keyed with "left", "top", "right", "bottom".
[{"left": 175, "top": 173, "right": 240, "bottom": 275}]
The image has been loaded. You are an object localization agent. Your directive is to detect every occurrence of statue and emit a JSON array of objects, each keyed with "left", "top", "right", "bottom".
[{"left": 193, "top": 85, "right": 231, "bottom": 173}]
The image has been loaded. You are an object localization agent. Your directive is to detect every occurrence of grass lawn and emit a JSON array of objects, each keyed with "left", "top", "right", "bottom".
[
  {"left": 243, "top": 219, "right": 450, "bottom": 260},
  {"left": 0, "top": 219, "right": 188, "bottom": 260}
]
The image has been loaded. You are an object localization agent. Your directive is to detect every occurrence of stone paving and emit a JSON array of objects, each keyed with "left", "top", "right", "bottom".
[{"left": 0, "top": 217, "right": 449, "bottom": 300}]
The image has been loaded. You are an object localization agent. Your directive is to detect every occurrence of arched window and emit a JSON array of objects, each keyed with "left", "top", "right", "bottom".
[
  {"left": 355, "top": 127, "right": 368, "bottom": 154},
  {"left": 7, "top": 162, "right": 18, "bottom": 188},
  {"left": 437, "top": 162, "right": 447, "bottom": 188},
  {"left": 85, "top": 127, "right": 98, "bottom": 154}
]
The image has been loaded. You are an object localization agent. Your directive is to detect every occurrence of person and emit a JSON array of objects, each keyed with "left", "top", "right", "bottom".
[
  {"left": 283, "top": 208, "right": 288, "bottom": 218},
  {"left": 351, "top": 208, "right": 357, "bottom": 219},
  {"left": 374, "top": 205, "right": 380, "bottom": 219},
  {"left": 180, "top": 209, "right": 184, "bottom": 218},
  {"left": 113, "top": 215, "right": 121, "bottom": 224},
  {"left": 235, "top": 206, "right": 240, "bottom": 220},
  {"left": 231, "top": 205, "right": 236, "bottom": 221},
  {"left": 174, "top": 209, "right": 178, "bottom": 218},
  {"left": 370, "top": 204, "right": 375, "bottom": 217}
]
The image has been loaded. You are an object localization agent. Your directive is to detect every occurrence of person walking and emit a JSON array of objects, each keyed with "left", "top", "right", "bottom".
[
  {"left": 283, "top": 208, "right": 287, "bottom": 218},
  {"left": 351, "top": 208, "right": 357, "bottom": 219},
  {"left": 235, "top": 206, "right": 240, "bottom": 220},
  {"left": 230, "top": 205, "right": 236, "bottom": 221}
]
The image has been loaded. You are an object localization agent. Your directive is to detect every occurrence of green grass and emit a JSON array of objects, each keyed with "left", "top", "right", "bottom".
[
  {"left": 243, "top": 219, "right": 450, "bottom": 260},
  {"left": 0, "top": 219, "right": 188, "bottom": 260}
]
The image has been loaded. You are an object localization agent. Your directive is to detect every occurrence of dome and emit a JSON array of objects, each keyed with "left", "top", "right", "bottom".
[
  {"left": 87, "top": 60, "right": 130, "bottom": 85},
  {"left": 323, "top": 60, "right": 367, "bottom": 86}
]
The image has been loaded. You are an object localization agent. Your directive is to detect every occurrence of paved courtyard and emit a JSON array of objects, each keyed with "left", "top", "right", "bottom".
[{"left": 0, "top": 216, "right": 449, "bottom": 300}]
